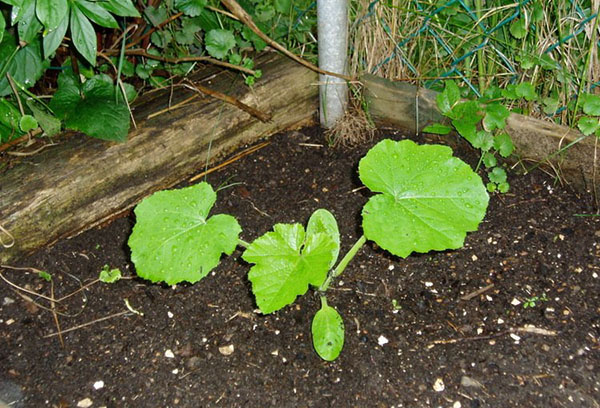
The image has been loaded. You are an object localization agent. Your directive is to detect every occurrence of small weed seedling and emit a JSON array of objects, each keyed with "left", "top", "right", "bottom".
[
  {"left": 128, "top": 139, "right": 489, "bottom": 360},
  {"left": 523, "top": 293, "right": 549, "bottom": 309}
]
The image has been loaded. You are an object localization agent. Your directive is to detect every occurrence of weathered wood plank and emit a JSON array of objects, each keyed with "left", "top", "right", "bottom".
[
  {"left": 0, "top": 53, "right": 318, "bottom": 263},
  {"left": 363, "top": 73, "right": 599, "bottom": 197}
]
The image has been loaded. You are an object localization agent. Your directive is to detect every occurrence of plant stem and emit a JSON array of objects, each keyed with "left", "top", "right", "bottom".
[
  {"left": 320, "top": 295, "right": 328, "bottom": 308},
  {"left": 319, "top": 234, "right": 367, "bottom": 292},
  {"left": 238, "top": 238, "right": 250, "bottom": 248}
]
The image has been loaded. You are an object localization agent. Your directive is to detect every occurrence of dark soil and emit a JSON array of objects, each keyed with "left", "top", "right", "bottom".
[{"left": 1, "top": 127, "right": 599, "bottom": 408}]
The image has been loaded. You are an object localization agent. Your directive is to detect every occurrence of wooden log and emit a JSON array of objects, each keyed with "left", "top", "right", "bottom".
[
  {"left": 363, "top": 74, "right": 599, "bottom": 198},
  {"left": 0, "top": 53, "right": 318, "bottom": 263}
]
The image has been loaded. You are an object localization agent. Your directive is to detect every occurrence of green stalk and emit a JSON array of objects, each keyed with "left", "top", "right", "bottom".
[
  {"left": 572, "top": 3, "right": 600, "bottom": 124},
  {"left": 238, "top": 238, "right": 250, "bottom": 248},
  {"left": 319, "top": 234, "right": 367, "bottom": 292},
  {"left": 475, "top": 0, "right": 486, "bottom": 92}
]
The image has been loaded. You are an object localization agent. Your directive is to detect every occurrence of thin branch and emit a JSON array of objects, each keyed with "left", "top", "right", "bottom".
[
  {"left": 102, "top": 49, "right": 257, "bottom": 76},
  {"left": 220, "top": 0, "right": 354, "bottom": 82}
]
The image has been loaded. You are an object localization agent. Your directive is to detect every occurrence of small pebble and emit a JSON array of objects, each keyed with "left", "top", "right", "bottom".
[
  {"left": 219, "top": 345, "right": 234, "bottom": 356},
  {"left": 460, "top": 376, "right": 483, "bottom": 388},
  {"left": 167, "top": 311, "right": 174, "bottom": 318},
  {"left": 377, "top": 335, "right": 389, "bottom": 346},
  {"left": 172, "top": 368, "right": 179, "bottom": 374},
  {"left": 453, "top": 402, "right": 462, "bottom": 408},
  {"left": 388, "top": 264, "right": 395, "bottom": 271},
  {"left": 93, "top": 381, "right": 104, "bottom": 390},
  {"left": 511, "top": 298, "right": 521, "bottom": 306},
  {"left": 433, "top": 378, "right": 445, "bottom": 392},
  {"left": 471, "top": 255, "right": 478, "bottom": 261},
  {"left": 164, "top": 349, "right": 175, "bottom": 359},
  {"left": 497, "top": 318, "right": 504, "bottom": 324},
  {"left": 3, "top": 297, "right": 15, "bottom": 305},
  {"left": 77, "top": 398, "right": 93, "bottom": 408},
  {"left": 424, "top": 281, "right": 433, "bottom": 287},
  {"left": 510, "top": 333, "right": 521, "bottom": 342}
]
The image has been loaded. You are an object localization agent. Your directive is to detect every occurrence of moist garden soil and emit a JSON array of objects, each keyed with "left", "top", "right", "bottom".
[{"left": 1, "top": 126, "right": 599, "bottom": 408}]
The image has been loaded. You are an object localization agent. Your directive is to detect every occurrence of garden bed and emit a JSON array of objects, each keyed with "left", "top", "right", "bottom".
[{"left": 1, "top": 126, "right": 599, "bottom": 407}]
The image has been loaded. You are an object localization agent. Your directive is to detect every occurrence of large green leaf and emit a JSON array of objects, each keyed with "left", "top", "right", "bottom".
[
  {"left": 98, "top": 0, "right": 140, "bottom": 17},
  {"left": 0, "top": 12, "right": 5, "bottom": 44},
  {"left": 129, "top": 182, "right": 242, "bottom": 285},
  {"left": 36, "top": 0, "right": 68, "bottom": 32},
  {"left": 75, "top": 0, "right": 118, "bottom": 28},
  {"left": 205, "top": 29, "right": 235, "bottom": 59},
  {"left": 243, "top": 210, "right": 337, "bottom": 314},
  {"left": 50, "top": 71, "right": 131, "bottom": 141},
  {"left": 359, "top": 139, "right": 489, "bottom": 258},
  {"left": 43, "top": 10, "right": 68, "bottom": 57},
  {"left": 70, "top": 6, "right": 96, "bottom": 65},
  {"left": 312, "top": 299, "right": 344, "bottom": 361},
  {"left": 175, "top": 0, "right": 206, "bottom": 17},
  {"left": 0, "top": 35, "right": 44, "bottom": 96},
  {"left": 18, "top": 0, "right": 43, "bottom": 44},
  {"left": 26, "top": 99, "right": 61, "bottom": 136}
]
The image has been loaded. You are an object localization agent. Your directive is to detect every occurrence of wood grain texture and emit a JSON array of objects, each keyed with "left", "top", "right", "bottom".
[
  {"left": 0, "top": 53, "right": 318, "bottom": 263},
  {"left": 363, "top": 74, "right": 599, "bottom": 197}
]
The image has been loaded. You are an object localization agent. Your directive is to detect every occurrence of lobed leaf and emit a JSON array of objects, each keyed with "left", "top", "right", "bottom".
[
  {"left": 243, "top": 211, "right": 338, "bottom": 314},
  {"left": 359, "top": 139, "right": 489, "bottom": 258},
  {"left": 129, "top": 182, "right": 241, "bottom": 285}
]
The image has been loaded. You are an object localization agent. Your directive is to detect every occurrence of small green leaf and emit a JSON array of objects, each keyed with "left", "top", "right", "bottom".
[
  {"left": 19, "top": 114, "right": 37, "bottom": 131},
  {"left": 36, "top": 0, "right": 68, "bottom": 32},
  {"left": 515, "top": 82, "right": 537, "bottom": 101},
  {"left": 98, "top": 0, "right": 140, "bottom": 17},
  {"left": 174, "top": 0, "right": 206, "bottom": 17},
  {"left": 488, "top": 167, "right": 507, "bottom": 184},
  {"left": 493, "top": 132, "right": 514, "bottom": 157},
  {"left": 205, "top": 29, "right": 235, "bottom": 59},
  {"left": 542, "top": 96, "right": 559, "bottom": 115},
  {"left": 501, "top": 84, "right": 518, "bottom": 100},
  {"left": 306, "top": 209, "right": 340, "bottom": 269},
  {"left": 582, "top": 94, "right": 600, "bottom": 116},
  {"left": 509, "top": 17, "right": 527, "bottom": 39},
  {"left": 423, "top": 123, "right": 452, "bottom": 135},
  {"left": 70, "top": 6, "right": 97, "bottom": 65},
  {"left": 274, "top": 0, "right": 291, "bottom": 13},
  {"left": 99, "top": 265, "right": 122, "bottom": 283},
  {"left": 129, "top": 182, "right": 242, "bottom": 285},
  {"left": 359, "top": 139, "right": 489, "bottom": 258},
  {"left": 482, "top": 152, "right": 497, "bottom": 168},
  {"left": 483, "top": 103, "right": 510, "bottom": 131},
  {"left": 577, "top": 116, "right": 600, "bottom": 136},
  {"left": 243, "top": 210, "right": 337, "bottom": 314},
  {"left": 436, "top": 80, "right": 460, "bottom": 115},
  {"left": 38, "top": 270, "right": 52, "bottom": 281},
  {"left": 531, "top": 2, "right": 543, "bottom": 22},
  {"left": 452, "top": 118, "right": 477, "bottom": 144},
  {"left": 26, "top": 99, "right": 61, "bottom": 136},
  {"left": 497, "top": 182, "right": 510, "bottom": 193},
  {"left": 472, "top": 130, "right": 494, "bottom": 151},
  {"left": 76, "top": 0, "right": 118, "bottom": 28},
  {"left": 486, "top": 182, "right": 497, "bottom": 193},
  {"left": 312, "top": 299, "right": 344, "bottom": 361}
]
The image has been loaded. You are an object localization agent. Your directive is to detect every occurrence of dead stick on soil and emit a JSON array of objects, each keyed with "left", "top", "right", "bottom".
[
  {"left": 430, "top": 325, "right": 557, "bottom": 346},
  {"left": 460, "top": 283, "right": 495, "bottom": 301},
  {"left": 43, "top": 311, "right": 133, "bottom": 338},
  {"left": 182, "top": 81, "right": 272, "bottom": 122},
  {"left": 50, "top": 280, "right": 65, "bottom": 347},
  {"left": 147, "top": 94, "right": 200, "bottom": 119},
  {"left": 220, "top": 0, "right": 354, "bottom": 82},
  {"left": 189, "top": 141, "right": 270, "bottom": 182}
]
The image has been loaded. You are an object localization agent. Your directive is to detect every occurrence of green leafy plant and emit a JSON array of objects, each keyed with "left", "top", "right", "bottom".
[
  {"left": 99, "top": 265, "right": 122, "bottom": 283},
  {"left": 424, "top": 80, "right": 517, "bottom": 193},
  {"left": 128, "top": 139, "right": 489, "bottom": 361},
  {"left": 523, "top": 293, "right": 548, "bottom": 309}
]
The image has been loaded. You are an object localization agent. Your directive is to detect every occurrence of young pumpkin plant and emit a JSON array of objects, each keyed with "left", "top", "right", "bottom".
[{"left": 128, "top": 139, "right": 489, "bottom": 361}]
